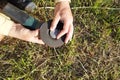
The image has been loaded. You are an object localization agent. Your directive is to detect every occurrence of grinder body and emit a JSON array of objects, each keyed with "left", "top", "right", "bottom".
[{"left": 3, "top": 3, "right": 41, "bottom": 30}]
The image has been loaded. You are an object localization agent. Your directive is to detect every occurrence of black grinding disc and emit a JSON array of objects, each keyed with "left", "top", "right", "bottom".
[{"left": 40, "top": 20, "right": 66, "bottom": 48}]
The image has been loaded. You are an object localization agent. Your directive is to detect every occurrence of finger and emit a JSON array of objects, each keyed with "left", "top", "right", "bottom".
[
  {"left": 33, "top": 29, "right": 39, "bottom": 37},
  {"left": 57, "top": 21, "right": 69, "bottom": 39},
  {"left": 50, "top": 15, "right": 60, "bottom": 31},
  {"left": 29, "top": 37, "right": 44, "bottom": 44},
  {"left": 30, "top": 30, "right": 44, "bottom": 44},
  {"left": 38, "top": 40, "right": 44, "bottom": 44},
  {"left": 65, "top": 24, "right": 74, "bottom": 43},
  {"left": 33, "top": 37, "right": 44, "bottom": 44},
  {"left": 69, "top": 24, "right": 74, "bottom": 41}
]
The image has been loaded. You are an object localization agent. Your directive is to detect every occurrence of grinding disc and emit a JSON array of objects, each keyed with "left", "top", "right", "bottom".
[{"left": 40, "top": 20, "right": 66, "bottom": 48}]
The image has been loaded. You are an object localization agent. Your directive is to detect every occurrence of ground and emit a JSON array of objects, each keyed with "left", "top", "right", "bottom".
[{"left": 0, "top": 0, "right": 120, "bottom": 80}]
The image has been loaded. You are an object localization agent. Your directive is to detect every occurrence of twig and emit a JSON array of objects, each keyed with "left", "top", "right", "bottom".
[
  {"left": 78, "top": 59, "right": 88, "bottom": 73},
  {"left": 37, "top": 6, "right": 120, "bottom": 10}
]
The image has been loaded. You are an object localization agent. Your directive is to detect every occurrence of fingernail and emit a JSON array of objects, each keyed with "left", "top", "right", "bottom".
[{"left": 57, "top": 36, "right": 59, "bottom": 39}]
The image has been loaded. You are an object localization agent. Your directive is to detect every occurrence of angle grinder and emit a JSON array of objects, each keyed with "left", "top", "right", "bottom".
[{"left": 2, "top": 3, "right": 66, "bottom": 48}]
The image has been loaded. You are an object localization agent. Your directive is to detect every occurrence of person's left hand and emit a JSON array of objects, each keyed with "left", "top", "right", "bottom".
[{"left": 50, "top": 1, "right": 74, "bottom": 43}]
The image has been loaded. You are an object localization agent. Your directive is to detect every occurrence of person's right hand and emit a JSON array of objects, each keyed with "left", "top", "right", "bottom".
[{"left": 8, "top": 23, "right": 44, "bottom": 44}]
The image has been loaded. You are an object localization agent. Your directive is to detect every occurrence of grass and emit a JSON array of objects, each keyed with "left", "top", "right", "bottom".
[{"left": 0, "top": 0, "right": 120, "bottom": 80}]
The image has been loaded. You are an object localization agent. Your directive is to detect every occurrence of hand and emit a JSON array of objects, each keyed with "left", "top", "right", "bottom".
[
  {"left": 8, "top": 23, "right": 44, "bottom": 44},
  {"left": 50, "top": 1, "right": 74, "bottom": 43}
]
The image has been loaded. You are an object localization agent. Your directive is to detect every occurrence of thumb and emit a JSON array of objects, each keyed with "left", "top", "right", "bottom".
[
  {"left": 30, "top": 29, "right": 44, "bottom": 44},
  {"left": 50, "top": 15, "right": 60, "bottom": 31}
]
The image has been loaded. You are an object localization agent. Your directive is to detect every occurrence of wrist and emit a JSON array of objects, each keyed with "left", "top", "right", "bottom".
[
  {"left": 55, "top": 0, "right": 71, "bottom": 4},
  {"left": 55, "top": 0, "right": 70, "bottom": 10}
]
